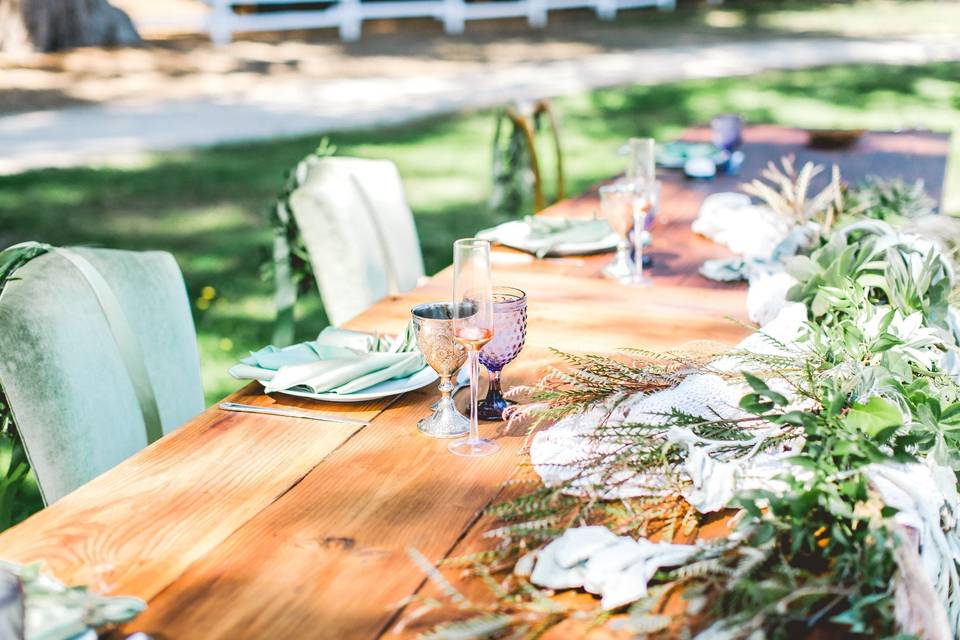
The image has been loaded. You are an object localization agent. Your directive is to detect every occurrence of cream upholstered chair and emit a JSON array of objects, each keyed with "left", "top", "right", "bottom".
[
  {"left": 0, "top": 245, "right": 204, "bottom": 504},
  {"left": 278, "top": 156, "right": 425, "bottom": 335}
]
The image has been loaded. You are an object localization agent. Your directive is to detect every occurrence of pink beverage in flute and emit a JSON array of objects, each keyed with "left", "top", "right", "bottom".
[{"left": 454, "top": 326, "right": 494, "bottom": 350}]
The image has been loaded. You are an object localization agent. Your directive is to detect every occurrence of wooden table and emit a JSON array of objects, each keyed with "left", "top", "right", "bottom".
[{"left": 0, "top": 126, "right": 950, "bottom": 639}]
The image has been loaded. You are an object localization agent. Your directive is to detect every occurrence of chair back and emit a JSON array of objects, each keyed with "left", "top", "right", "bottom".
[
  {"left": 288, "top": 156, "right": 425, "bottom": 327},
  {"left": 0, "top": 247, "right": 203, "bottom": 504},
  {"left": 491, "top": 98, "right": 565, "bottom": 214}
]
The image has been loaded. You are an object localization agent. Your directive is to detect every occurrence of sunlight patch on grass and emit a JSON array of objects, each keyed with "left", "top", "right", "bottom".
[
  {"left": 757, "top": 1, "right": 960, "bottom": 37},
  {"left": 704, "top": 10, "right": 745, "bottom": 29}
]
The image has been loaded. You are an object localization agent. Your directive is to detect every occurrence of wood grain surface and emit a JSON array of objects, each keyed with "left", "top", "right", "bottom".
[{"left": 0, "top": 127, "right": 949, "bottom": 639}]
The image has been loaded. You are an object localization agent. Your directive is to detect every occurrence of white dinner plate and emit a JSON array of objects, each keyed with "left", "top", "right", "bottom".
[
  {"left": 478, "top": 221, "right": 619, "bottom": 257},
  {"left": 537, "top": 234, "right": 620, "bottom": 256},
  {"left": 262, "top": 366, "right": 439, "bottom": 403}
]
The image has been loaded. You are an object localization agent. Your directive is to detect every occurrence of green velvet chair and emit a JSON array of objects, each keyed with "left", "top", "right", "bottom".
[{"left": 0, "top": 246, "right": 204, "bottom": 504}]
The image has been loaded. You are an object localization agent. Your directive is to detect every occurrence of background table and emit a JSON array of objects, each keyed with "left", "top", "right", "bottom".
[{"left": 0, "top": 126, "right": 950, "bottom": 639}]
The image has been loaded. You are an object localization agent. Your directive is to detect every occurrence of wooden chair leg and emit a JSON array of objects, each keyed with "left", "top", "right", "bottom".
[
  {"left": 536, "top": 99, "right": 565, "bottom": 203},
  {"left": 506, "top": 106, "right": 544, "bottom": 213}
]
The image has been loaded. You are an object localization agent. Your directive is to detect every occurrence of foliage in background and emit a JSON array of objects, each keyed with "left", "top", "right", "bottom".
[
  {"left": 741, "top": 156, "right": 842, "bottom": 228},
  {"left": 489, "top": 101, "right": 565, "bottom": 216},
  {"left": 844, "top": 175, "right": 938, "bottom": 223},
  {"left": 489, "top": 108, "right": 536, "bottom": 216},
  {"left": 262, "top": 138, "right": 336, "bottom": 297},
  {"left": 261, "top": 138, "right": 336, "bottom": 345}
]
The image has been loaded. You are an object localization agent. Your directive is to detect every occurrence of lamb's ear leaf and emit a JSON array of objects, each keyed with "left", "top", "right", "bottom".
[{"left": 843, "top": 396, "right": 902, "bottom": 438}]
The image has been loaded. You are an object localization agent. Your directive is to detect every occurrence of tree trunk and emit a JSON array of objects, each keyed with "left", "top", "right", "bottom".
[{"left": 0, "top": 0, "right": 141, "bottom": 54}]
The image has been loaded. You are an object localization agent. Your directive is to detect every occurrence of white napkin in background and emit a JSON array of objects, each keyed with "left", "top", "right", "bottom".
[{"left": 692, "top": 192, "right": 792, "bottom": 261}]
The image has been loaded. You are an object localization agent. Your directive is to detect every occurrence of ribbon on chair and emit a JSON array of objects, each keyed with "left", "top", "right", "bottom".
[
  {"left": 55, "top": 249, "right": 164, "bottom": 445},
  {"left": 349, "top": 173, "right": 402, "bottom": 297},
  {"left": 272, "top": 199, "right": 298, "bottom": 347}
]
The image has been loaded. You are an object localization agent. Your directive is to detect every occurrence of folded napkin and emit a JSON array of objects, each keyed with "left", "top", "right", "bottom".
[
  {"left": 692, "top": 192, "right": 792, "bottom": 260},
  {"left": 478, "top": 216, "right": 617, "bottom": 258},
  {"left": 230, "top": 323, "right": 426, "bottom": 395}
]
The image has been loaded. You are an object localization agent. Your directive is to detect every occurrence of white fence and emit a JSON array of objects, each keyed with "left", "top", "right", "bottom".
[{"left": 208, "top": 0, "right": 676, "bottom": 44}]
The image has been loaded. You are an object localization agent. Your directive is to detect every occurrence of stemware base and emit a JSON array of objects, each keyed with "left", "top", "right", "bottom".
[
  {"left": 602, "top": 255, "right": 633, "bottom": 281},
  {"left": 448, "top": 438, "right": 500, "bottom": 457},
  {"left": 624, "top": 274, "right": 653, "bottom": 287},
  {"left": 477, "top": 397, "right": 513, "bottom": 421},
  {"left": 418, "top": 406, "right": 470, "bottom": 438}
]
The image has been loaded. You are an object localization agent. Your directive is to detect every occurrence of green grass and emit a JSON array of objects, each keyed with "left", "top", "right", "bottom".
[
  {"left": 1, "top": 61, "right": 959, "bottom": 405},
  {"left": 526, "top": 0, "right": 960, "bottom": 44}
]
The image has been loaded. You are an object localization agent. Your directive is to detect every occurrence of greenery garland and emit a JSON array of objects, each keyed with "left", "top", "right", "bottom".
[
  {"left": 262, "top": 138, "right": 337, "bottom": 344},
  {"left": 489, "top": 107, "right": 536, "bottom": 216},
  {"left": 0, "top": 242, "right": 52, "bottom": 531},
  {"left": 408, "top": 168, "right": 960, "bottom": 639}
]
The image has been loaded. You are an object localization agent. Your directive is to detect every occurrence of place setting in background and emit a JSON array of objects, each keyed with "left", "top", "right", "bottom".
[
  {"left": 476, "top": 215, "right": 618, "bottom": 259},
  {"left": 657, "top": 113, "right": 745, "bottom": 179},
  {"left": 478, "top": 135, "right": 663, "bottom": 288},
  {"left": 602, "top": 136, "right": 661, "bottom": 286}
]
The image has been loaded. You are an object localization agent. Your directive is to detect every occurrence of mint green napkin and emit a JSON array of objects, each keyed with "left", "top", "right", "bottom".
[
  {"left": 229, "top": 323, "right": 426, "bottom": 395},
  {"left": 478, "top": 216, "right": 615, "bottom": 258}
]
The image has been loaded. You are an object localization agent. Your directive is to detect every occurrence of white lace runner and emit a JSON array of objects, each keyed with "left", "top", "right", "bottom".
[{"left": 530, "top": 300, "right": 808, "bottom": 507}]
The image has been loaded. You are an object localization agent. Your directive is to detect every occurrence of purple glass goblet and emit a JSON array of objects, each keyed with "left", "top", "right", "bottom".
[
  {"left": 477, "top": 287, "right": 527, "bottom": 421},
  {"left": 711, "top": 113, "right": 744, "bottom": 152}
]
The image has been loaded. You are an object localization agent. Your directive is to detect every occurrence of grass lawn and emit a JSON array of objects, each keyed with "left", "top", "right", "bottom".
[{"left": 1, "top": 62, "right": 959, "bottom": 407}]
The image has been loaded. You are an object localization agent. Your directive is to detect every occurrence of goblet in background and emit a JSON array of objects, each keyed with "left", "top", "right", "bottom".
[
  {"left": 600, "top": 183, "right": 636, "bottom": 282},
  {"left": 711, "top": 114, "right": 744, "bottom": 152},
  {"left": 412, "top": 302, "right": 469, "bottom": 438},
  {"left": 449, "top": 238, "right": 499, "bottom": 457},
  {"left": 478, "top": 287, "right": 527, "bottom": 421},
  {"left": 711, "top": 114, "right": 745, "bottom": 175}
]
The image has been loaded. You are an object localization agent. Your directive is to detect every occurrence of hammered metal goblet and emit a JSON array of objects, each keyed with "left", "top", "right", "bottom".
[{"left": 412, "top": 302, "right": 470, "bottom": 438}]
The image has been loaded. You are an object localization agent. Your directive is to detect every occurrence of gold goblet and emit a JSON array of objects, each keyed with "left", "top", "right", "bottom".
[{"left": 411, "top": 302, "right": 470, "bottom": 438}]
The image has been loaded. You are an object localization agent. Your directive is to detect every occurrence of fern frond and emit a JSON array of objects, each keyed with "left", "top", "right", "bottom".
[
  {"left": 420, "top": 614, "right": 514, "bottom": 640},
  {"left": 671, "top": 557, "right": 733, "bottom": 580}
]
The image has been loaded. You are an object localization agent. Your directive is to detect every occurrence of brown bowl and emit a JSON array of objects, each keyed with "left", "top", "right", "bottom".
[{"left": 806, "top": 128, "right": 865, "bottom": 149}]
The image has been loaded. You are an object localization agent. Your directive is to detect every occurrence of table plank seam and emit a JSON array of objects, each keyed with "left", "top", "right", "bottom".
[
  {"left": 374, "top": 467, "right": 519, "bottom": 639},
  {"left": 133, "top": 416, "right": 378, "bottom": 612}
]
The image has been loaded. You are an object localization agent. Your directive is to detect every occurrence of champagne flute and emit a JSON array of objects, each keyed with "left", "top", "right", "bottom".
[
  {"left": 625, "top": 136, "right": 656, "bottom": 285},
  {"left": 626, "top": 137, "right": 656, "bottom": 188},
  {"left": 630, "top": 181, "right": 653, "bottom": 287},
  {"left": 449, "top": 238, "right": 500, "bottom": 457}
]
